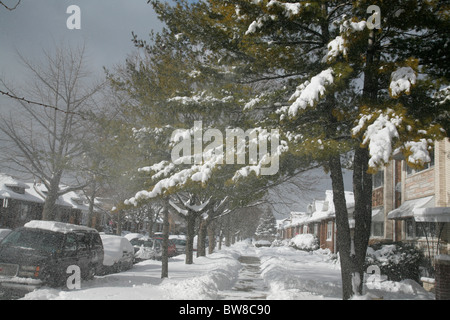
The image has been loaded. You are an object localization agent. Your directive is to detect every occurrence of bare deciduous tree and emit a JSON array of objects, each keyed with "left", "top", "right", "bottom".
[
  {"left": 0, "top": 45, "right": 102, "bottom": 221},
  {"left": 0, "top": 0, "right": 21, "bottom": 11}
]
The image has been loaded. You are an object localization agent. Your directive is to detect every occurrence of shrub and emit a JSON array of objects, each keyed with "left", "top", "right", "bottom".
[
  {"left": 365, "top": 242, "right": 424, "bottom": 282},
  {"left": 290, "top": 234, "right": 319, "bottom": 251},
  {"left": 254, "top": 240, "right": 272, "bottom": 247}
]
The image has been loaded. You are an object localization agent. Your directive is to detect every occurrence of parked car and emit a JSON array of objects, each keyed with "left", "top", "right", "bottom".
[
  {"left": 153, "top": 237, "right": 177, "bottom": 257},
  {"left": 100, "top": 234, "right": 134, "bottom": 275},
  {"left": 0, "top": 229, "right": 12, "bottom": 242},
  {"left": 169, "top": 235, "right": 186, "bottom": 254},
  {"left": 126, "top": 233, "right": 178, "bottom": 261},
  {"left": 129, "top": 236, "right": 160, "bottom": 261},
  {"left": 0, "top": 220, "right": 104, "bottom": 297}
]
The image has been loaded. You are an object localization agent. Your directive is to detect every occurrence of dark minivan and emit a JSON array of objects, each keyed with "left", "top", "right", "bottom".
[{"left": 0, "top": 220, "right": 104, "bottom": 297}]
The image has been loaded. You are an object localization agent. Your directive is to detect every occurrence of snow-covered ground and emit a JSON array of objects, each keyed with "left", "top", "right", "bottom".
[{"left": 21, "top": 240, "right": 434, "bottom": 300}]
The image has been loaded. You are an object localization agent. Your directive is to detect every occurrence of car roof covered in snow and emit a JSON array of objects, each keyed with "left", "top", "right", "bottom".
[{"left": 24, "top": 220, "right": 98, "bottom": 234}]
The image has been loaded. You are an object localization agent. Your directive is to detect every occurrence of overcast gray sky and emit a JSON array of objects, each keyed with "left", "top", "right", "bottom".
[
  {"left": 0, "top": 0, "right": 163, "bottom": 84},
  {"left": 0, "top": 0, "right": 164, "bottom": 176}
]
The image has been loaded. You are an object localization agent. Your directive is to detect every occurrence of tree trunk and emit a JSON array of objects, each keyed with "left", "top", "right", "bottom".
[
  {"left": 329, "top": 154, "right": 354, "bottom": 300},
  {"left": 41, "top": 179, "right": 61, "bottom": 221},
  {"left": 116, "top": 211, "right": 122, "bottom": 236},
  {"left": 197, "top": 217, "right": 207, "bottom": 257},
  {"left": 352, "top": 146, "right": 373, "bottom": 295},
  {"left": 185, "top": 213, "right": 196, "bottom": 264},
  {"left": 218, "top": 228, "right": 223, "bottom": 250},
  {"left": 207, "top": 221, "right": 216, "bottom": 254},
  {"left": 161, "top": 201, "right": 170, "bottom": 278},
  {"left": 87, "top": 180, "right": 97, "bottom": 228}
]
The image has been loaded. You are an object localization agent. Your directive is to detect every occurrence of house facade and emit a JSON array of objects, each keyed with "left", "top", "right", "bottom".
[
  {"left": 278, "top": 138, "right": 450, "bottom": 260},
  {"left": 0, "top": 174, "right": 44, "bottom": 229},
  {"left": 0, "top": 173, "right": 106, "bottom": 230},
  {"left": 386, "top": 138, "right": 450, "bottom": 259},
  {"left": 279, "top": 190, "right": 355, "bottom": 253}
]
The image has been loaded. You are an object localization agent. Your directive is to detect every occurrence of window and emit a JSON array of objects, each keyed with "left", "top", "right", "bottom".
[
  {"left": 1, "top": 229, "right": 64, "bottom": 254},
  {"left": 6, "top": 186, "right": 25, "bottom": 194},
  {"left": 91, "top": 233, "right": 103, "bottom": 250},
  {"left": 371, "top": 222, "right": 384, "bottom": 237},
  {"left": 17, "top": 203, "right": 31, "bottom": 221},
  {"left": 372, "top": 170, "right": 384, "bottom": 189},
  {"left": 303, "top": 225, "right": 308, "bottom": 234},
  {"left": 76, "top": 232, "right": 89, "bottom": 253},
  {"left": 326, "top": 221, "right": 333, "bottom": 240},
  {"left": 405, "top": 219, "right": 438, "bottom": 239},
  {"left": 406, "top": 151, "right": 435, "bottom": 175},
  {"left": 313, "top": 224, "right": 319, "bottom": 237},
  {"left": 63, "top": 233, "right": 78, "bottom": 257},
  {"left": 405, "top": 219, "right": 415, "bottom": 239},
  {"left": 415, "top": 222, "right": 437, "bottom": 238}
]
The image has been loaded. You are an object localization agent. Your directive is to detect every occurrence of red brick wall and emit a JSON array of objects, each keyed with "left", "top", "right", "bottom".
[
  {"left": 435, "top": 255, "right": 450, "bottom": 300},
  {"left": 372, "top": 187, "right": 384, "bottom": 207}
]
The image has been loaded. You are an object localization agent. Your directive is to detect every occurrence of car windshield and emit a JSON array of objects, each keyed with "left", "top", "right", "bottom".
[
  {"left": 1, "top": 228, "right": 64, "bottom": 254},
  {"left": 174, "top": 239, "right": 186, "bottom": 246},
  {"left": 130, "top": 238, "right": 153, "bottom": 248}
]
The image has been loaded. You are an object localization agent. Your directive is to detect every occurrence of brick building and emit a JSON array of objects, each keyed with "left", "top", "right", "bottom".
[
  {"left": 278, "top": 138, "right": 450, "bottom": 259},
  {"left": 278, "top": 190, "right": 355, "bottom": 253},
  {"left": 386, "top": 138, "right": 450, "bottom": 258}
]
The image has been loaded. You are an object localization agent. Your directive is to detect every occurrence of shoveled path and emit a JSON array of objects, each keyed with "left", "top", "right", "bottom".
[{"left": 218, "top": 255, "right": 268, "bottom": 300}]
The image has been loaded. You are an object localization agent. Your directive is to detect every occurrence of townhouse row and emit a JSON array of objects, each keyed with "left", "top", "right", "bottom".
[
  {"left": 278, "top": 139, "right": 450, "bottom": 260},
  {"left": 0, "top": 173, "right": 107, "bottom": 230}
]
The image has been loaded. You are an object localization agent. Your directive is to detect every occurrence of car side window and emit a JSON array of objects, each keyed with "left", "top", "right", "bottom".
[
  {"left": 76, "top": 232, "right": 89, "bottom": 253},
  {"left": 63, "top": 233, "right": 78, "bottom": 257},
  {"left": 92, "top": 233, "right": 102, "bottom": 250}
]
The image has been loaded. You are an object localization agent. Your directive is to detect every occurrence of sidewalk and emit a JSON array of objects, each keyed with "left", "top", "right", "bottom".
[{"left": 21, "top": 240, "right": 435, "bottom": 300}]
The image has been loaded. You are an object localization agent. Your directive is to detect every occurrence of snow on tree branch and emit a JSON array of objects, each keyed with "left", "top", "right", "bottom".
[
  {"left": 404, "top": 139, "right": 431, "bottom": 166},
  {"left": 389, "top": 66, "right": 417, "bottom": 98},
  {"left": 353, "top": 111, "right": 402, "bottom": 170},
  {"left": 286, "top": 68, "right": 334, "bottom": 117},
  {"left": 322, "top": 36, "right": 347, "bottom": 63}
]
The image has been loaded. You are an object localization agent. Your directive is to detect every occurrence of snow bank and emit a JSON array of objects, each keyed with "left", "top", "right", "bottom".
[
  {"left": 258, "top": 246, "right": 342, "bottom": 299},
  {"left": 22, "top": 249, "right": 241, "bottom": 300},
  {"left": 21, "top": 240, "right": 434, "bottom": 300}
]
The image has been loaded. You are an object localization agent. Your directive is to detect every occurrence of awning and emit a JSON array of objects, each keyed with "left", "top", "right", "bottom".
[
  {"left": 387, "top": 196, "right": 434, "bottom": 220},
  {"left": 414, "top": 207, "right": 450, "bottom": 223},
  {"left": 388, "top": 196, "right": 450, "bottom": 222}
]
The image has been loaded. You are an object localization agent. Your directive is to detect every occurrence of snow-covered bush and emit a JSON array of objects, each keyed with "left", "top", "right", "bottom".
[
  {"left": 254, "top": 239, "right": 272, "bottom": 248},
  {"left": 289, "top": 234, "right": 319, "bottom": 252},
  {"left": 365, "top": 243, "right": 424, "bottom": 282},
  {"left": 271, "top": 239, "right": 290, "bottom": 247}
]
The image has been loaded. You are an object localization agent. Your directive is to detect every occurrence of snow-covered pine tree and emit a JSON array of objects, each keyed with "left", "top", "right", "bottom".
[
  {"left": 254, "top": 209, "right": 277, "bottom": 242},
  {"left": 146, "top": 0, "right": 449, "bottom": 299}
]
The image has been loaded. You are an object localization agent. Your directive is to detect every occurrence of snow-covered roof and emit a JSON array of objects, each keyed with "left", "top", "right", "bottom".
[
  {"left": 281, "top": 190, "right": 355, "bottom": 229},
  {"left": 0, "top": 174, "right": 44, "bottom": 203},
  {"left": 0, "top": 174, "right": 103, "bottom": 213},
  {"left": 28, "top": 182, "right": 101, "bottom": 212}
]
